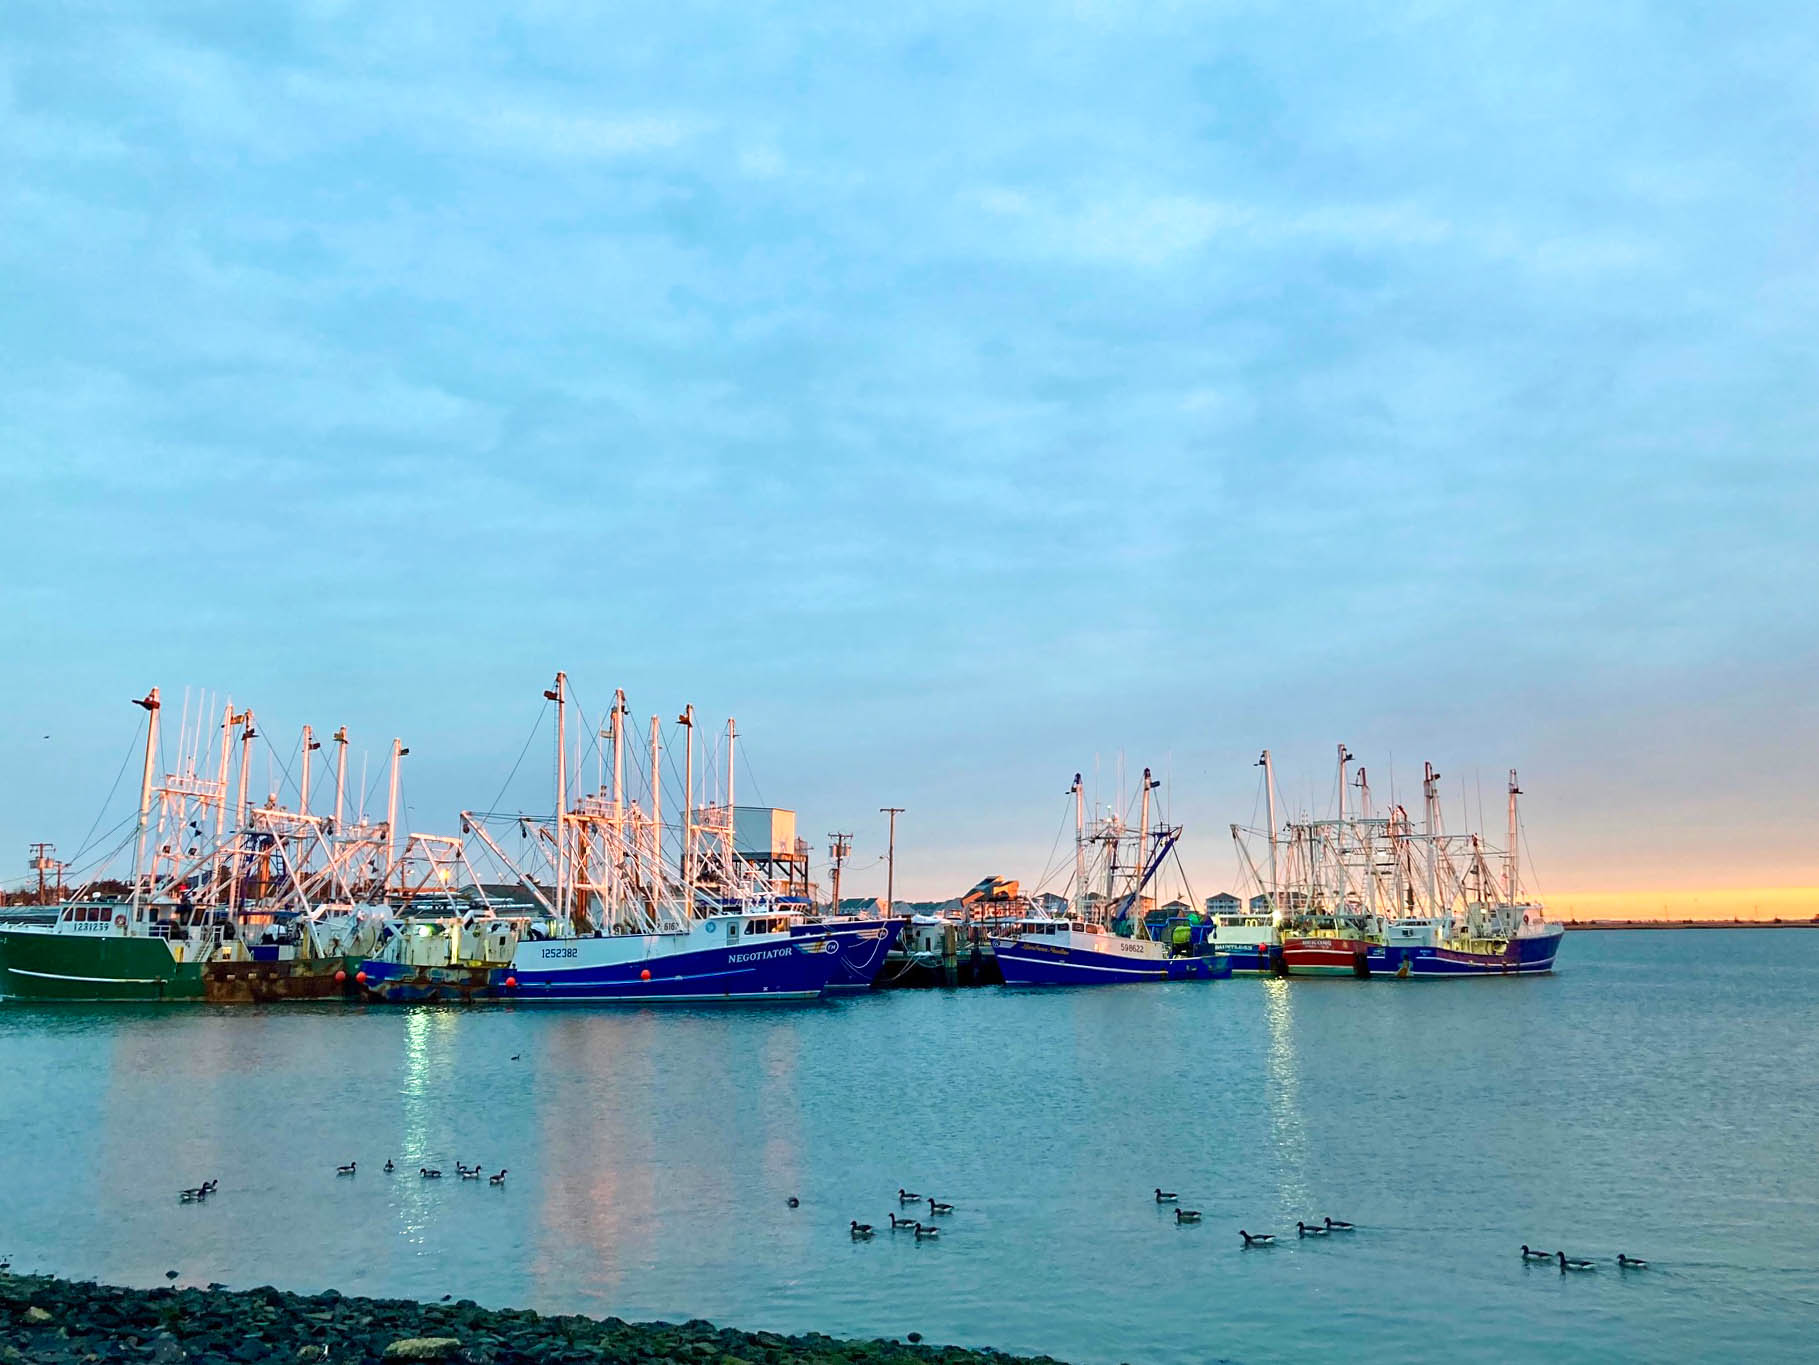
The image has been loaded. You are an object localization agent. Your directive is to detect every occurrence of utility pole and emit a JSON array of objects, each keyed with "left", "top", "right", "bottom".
[
  {"left": 879, "top": 807, "right": 904, "bottom": 918},
  {"left": 828, "top": 832, "right": 852, "bottom": 916},
  {"left": 29, "top": 842, "right": 60, "bottom": 905}
]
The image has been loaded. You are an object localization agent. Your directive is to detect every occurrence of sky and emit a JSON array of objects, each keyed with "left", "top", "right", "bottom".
[{"left": 2, "top": 2, "right": 1816, "bottom": 911}]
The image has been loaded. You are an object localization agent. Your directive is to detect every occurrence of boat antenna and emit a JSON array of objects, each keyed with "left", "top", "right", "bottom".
[{"left": 129, "top": 689, "right": 162, "bottom": 915}]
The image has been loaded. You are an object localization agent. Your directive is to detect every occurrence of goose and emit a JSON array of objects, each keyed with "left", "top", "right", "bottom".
[
  {"left": 1617, "top": 1254, "right": 1649, "bottom": 1269},
  {"left": 787, "top": 1197, "right": 800, "bottom": 1208},
  {"left": 383, "top": 1160, "right": 395, "bottom": 1173},
  {"left": 459, "top": 1168, "right": 481, "bottom": 1180},
  {"left": 1155, "top": 1188, "right": 1179, "bottom": 1203},
  {"left": 1324, "top": 1217, "right": 1354, "bottom": 1231},
  {"left": 898, "top": 1188, "right": 921, "bottom": 1203},
  {"left": 1297, "top": 1221, "right": 1330, "bottom": 1238},
  {"left": 336, "top": 1162, "right": 357, "bottom": 1176},
  {"left": 201, "top": 1180, "right": 218, "bottom": 1194},
  {"left": 1557, "top": 1252, "right": 1596, "bottom": 1272},
  {"left": 178, "top": 1187, "right": 207, "bottom": 1203},
  {"left": 1520, "top": 1245, "right": 1553, "bottom": 1262},
  {"left": 420, "top": 1168, "right": 442, "bottom": 1179},
  {"left": 913, "top": 1223, "right": 939, "bottom": 1239},
  {"left": 1239, "top": 1230, "right": 1274, "bottom": 1247},
  {"left": 850, "top": 1221, "right": 874, "bottom": 1238},
  {"left": 1175, "top": 1209, "right": 1202, "bottom": 1223},
  {"left": 489, "top": 1169, "right": 508, "bottom": 1185},
  {"left": 165, "top": 1270, "right": 179, "bottom": 1281},
  {"left": 889, "top": 1213, "right": 918, "bottom": 1230},
  {"left": 928, "top": 1199, "right": 955, "bottom": 1215}
]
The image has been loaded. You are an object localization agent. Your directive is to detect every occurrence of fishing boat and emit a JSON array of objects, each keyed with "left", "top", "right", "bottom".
[
  {"left": 362, "top": 674, "right": 845, "bottom": 1004},
  {"left": 1231, "top": 749, "right": 1565, "bottom": 979},
  {"left": 994, "top": 770, "right": 1230, "bottom": 986}
]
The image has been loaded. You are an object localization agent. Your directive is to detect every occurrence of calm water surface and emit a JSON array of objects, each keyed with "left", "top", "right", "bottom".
[{"left": 3, "top": 929, "right": 1816, "bottom": 1363}]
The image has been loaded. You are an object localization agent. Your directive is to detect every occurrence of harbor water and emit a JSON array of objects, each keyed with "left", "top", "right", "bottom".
[{"left": 2, "top": 928, "right": 1815, "bottom": 1363}]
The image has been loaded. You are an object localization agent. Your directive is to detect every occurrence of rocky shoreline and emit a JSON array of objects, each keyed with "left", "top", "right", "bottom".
[{"left": 0, "top": 1273, "right": 1069, "bottom": 1365}]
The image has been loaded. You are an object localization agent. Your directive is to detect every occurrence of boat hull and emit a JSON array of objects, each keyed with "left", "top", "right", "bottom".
[
  {"left": 203, "top": 956, "right": 365, "bottom": 1003},
  {"left": 356, "top": 961, "right": 495, "bottom": 1004},
  {"left": 1281, "top": 936, "right": 1378, "bottom": 978},
  {"left": 789, "top": 918, "right": 904, "bottom": 993},
  {"left": 0, "top": 926, "right": 202, "bottom": 1002},
  {"left": 501, "top": 934, "right": 843, "bottom": 1003},
  {"left": 1387, "top": 926, "right": 1565, "bottom": 977},
  {"left": 1217, "top": 944, "right": 1281, "bottom": 976},
  {"left": 993, "top": 938, "right": 1231, "bottom": 986}
]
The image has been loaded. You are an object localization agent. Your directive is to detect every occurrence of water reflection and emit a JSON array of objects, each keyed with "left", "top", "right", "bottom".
[{"left": 1262, "top": 978, "right": 1311, "bottom": 1213}]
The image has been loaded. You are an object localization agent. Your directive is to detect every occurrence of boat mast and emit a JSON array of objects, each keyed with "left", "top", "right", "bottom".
[
  {"left": 130, "top": 688, "right": 162, "bottom": 914},
  {"left": 298, "top": 725, "right": 315, "bottom": 815},
  {"left": 679, "top": 704, "right": 695, "bottom": 910},
  {"left": 545, "top": 673, "right": 568, "bottom": 921},
  {"left": 1506, "top": 770, "right": 1521, "bottom": 903},
  {"left": 1135, "top": 767, "right": 1157, "bottom": 935},
  {"left": 384, "top": 737, "right": 408, "bottom": 894},
  {"left": 1423, "top": 762, "right": 1441, "bottom": 915},
  {"left": 1258, "top": 750, "right": 1281, "bottom": 926},
  {"left": 230, "top": 712, "right": 256, "bottom": 912},
  {"left": 1071, "top": 773, "right": 1085, "bottom": 917},
  {"left": 331, "top": 727, "right": 349, "bottom": 829},
  {"left": 647, "top": 713, "right": 661, "bottom": 911}
]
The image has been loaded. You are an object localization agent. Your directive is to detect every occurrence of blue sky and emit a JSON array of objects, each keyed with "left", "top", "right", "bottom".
[{"left": 3, "top": 2, "right": 1815, "bottom": 900}]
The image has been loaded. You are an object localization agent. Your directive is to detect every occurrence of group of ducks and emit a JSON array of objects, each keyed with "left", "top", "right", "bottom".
[
  {"left": 1523, "top": 1245, "right": 1650, "bottom": 1272},
  {"left": 176, "top": 1180, "right": 220, "bottom": 1204},
  {"left": 1156, "top": 1189, "right": 1354, "bottom": 1239},
  {"left": 336, "top": 1159, "right": 508, "bottom": 1185},
  {"left": 845, "top": 1188, "right": 957, "bottom": 1241}
]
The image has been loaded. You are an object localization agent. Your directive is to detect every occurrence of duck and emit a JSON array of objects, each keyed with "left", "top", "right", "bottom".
[
  {"left": 1323, "top": 1217, "right": 1354, "bottom": 1231},
  {"left": 1155, "top": 1188, "right": 1179, "bottom": 1203},
  {"left": 1557, "top": 1252, "right": 1596, "bottom": 1272},
  {"left": 1617, "top": 1254, "right": 1649, "bottom": 1269},
  {"left": 928, "top": 1199, "right": 954, "bottom": 1215},
  {"left": 336, "top": 1162, "right": 357, "bottom": 1176},
  {"left": 898, "top": 1188, "right": 921, "bottom": 1203},
  {"left": 178, "top": 1187, "right": 207, "bottom": 1203},
  {"left": 383, "top": 1160, "right": 395, "bottom": 1173},
  {"left": 420, "top": 1168, "right": 442, "bottom": 1179},
  {"left": 1175, "top": 1209, "right": 1202, "bottom": 1224},
  {"left": 913, "top": 1223, "right": 939, "bottom": 1240},
  {"left": 165, "top": 1270, "right": 179, "bottom": 1281},
  {"left": 454, "top": 1163, "right": 472, "bottom": 1176},
  {"left": 889, "top": 1213, "right": 917, "bottom": 1230},
  {"left": 1297, "top": 1221, "right": 1330, "bottom": 1238},
  {"left": 787, "top": 1197, "right": 800, "bottom": 1209},
  {"left": 201, "top": 1180, "right": 218, "bottom": 1194},
  {"left": 1520, "top": 1245, "right": 1553, "bottom": 1262},
  {"left": 1239, "top": 1230, "right": 1274, "bottom": 1247},
  {"left": 489, "top": 1169, "right": 508, "bottom": 1185},
  {"left": 459, "top": 1167, "right": 481, "bottom": 1180},
  {"left": 850, "top": 1221, "right": 874, "bottom": 1238}
]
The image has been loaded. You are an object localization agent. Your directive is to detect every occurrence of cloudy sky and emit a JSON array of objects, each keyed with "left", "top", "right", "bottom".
[{"left": 3, "top": 2, "right": 1814, "bottom": 906}]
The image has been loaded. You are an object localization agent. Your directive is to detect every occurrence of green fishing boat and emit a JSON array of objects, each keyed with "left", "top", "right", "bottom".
[{"left": 0, "top": 906, "right": 209, "bottom": 1001}]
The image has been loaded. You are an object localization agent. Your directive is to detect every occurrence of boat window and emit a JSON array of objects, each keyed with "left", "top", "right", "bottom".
[{"left": 726, "top": 920, "right": 740, "bottom": 943}]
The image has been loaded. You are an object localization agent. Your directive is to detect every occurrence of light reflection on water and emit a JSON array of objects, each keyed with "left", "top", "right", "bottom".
[{"left": 3, "top": 930, "right": 1818, "bottom": 1364}]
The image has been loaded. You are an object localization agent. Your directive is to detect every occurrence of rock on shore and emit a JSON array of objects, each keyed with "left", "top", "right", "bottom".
[{"left": 0, "top": 1272, "right": 1071, "bottom": 1365}]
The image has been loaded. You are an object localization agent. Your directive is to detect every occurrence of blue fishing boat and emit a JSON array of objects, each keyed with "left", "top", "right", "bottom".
[
  {"left": 787, "top": 916, "right": 904, "bottom": 992},
  {"left": 993, "top": 769, "right": 1231, "bottom": 987}
]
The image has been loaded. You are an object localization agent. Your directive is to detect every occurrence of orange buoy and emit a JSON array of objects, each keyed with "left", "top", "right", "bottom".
[
  {"left": 505, "top": 976, "right": 517, "bottom": 988},
  {"left": 640, "top": 968, "right": 651, "bottom": 980},
  {"left": 335, "top": 969, "right": 347, "bottom": 983},
  {"left": 354, "top": 970, "right": 367, "bottom": 984}
]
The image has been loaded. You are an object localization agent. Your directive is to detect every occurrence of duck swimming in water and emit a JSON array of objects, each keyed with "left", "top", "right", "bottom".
[
  {"left": 383, "top": 1160, "right": 394, "bottom": 1173},
  {"left": 336, "top": 1162, "right": 356, "bottom": 1176},
  {"left": 1521, "top": 1245, "right": 1553, "bottom": 1262},
  {"left": 787, "top": 1197, "right": 800, "bottom": 1209},
  {"left": 489, "top": 1169, "right": 508, "bottom": 1185},
  {"left": 420, "top": 1168, "right": 442, "bottom": 1179},
  {"left": 1297, "top": 1221, "right": 1330, "bottom": 1238},
  {"left": 1240, "top": 1230, "right": 1274, "bottom": 1247},
  {"left": 1155, "top": 1188, "right": 1178, "bottom": 1203},
  {"left": 1558, "top": 1252, "right": 1596, "bottom": 1272},
  {"left": 898, "top": 1188, "right": 921, "bottom": 1203},
  {"left": 889, "top": 1213, "right": 917, "bottom": 1230},
  {"left": 1175, "top": 1209, "right": 1202, "bottom": 1223},
  {"left": 913, "top": 1223, "right": 939, "bottom": 1240},
  {"left": 1323, "top": 1217, "right": 1354, "bottom": 1231},
  {"left": 850, "top": 1221, "right": 874, "bottom": 1238},
  {"left": 1617, "top": 1254, "right": 1649, "bottom": 1269},
  {"left": 928, "top": 1199, "right": 954, "bottom": 1215}
]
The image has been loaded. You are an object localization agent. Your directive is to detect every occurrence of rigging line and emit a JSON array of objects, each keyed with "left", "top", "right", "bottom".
[
  {"left": 64, "top": 816, "right": 138, "bottom": 880},
  {"left": 483, "top": 702, "right": 550, "bottom": 819},
  {"left": 736, "top": 740, "right": 765, "bottom": 809},
  {"left": 258, "top": 730, "right": 300, "bottom": 806},
  {"left": 1031, "top": 794, "right": 1075, "bottom": 895},
  {"left": 68, "top": 716, "right": 146, "bottom": 865}
]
